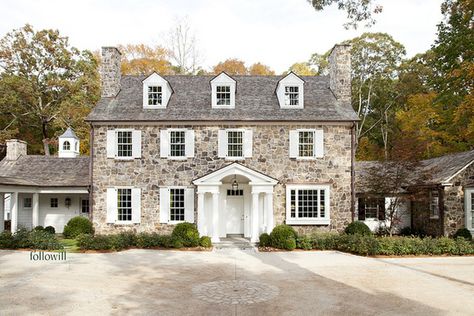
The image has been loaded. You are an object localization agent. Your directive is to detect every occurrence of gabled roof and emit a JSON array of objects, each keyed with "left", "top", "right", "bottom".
[
  {"left": 0, "top": 156, "right": 90, "bottom": 187},
  {"left": 193, "top": 162, "right": 278, "bottom": 185},
  {"left": 86, "top": 75, "right": 358, "bottom": 122},
  {"left": 59, "top": 127, "right": 78, "bottom": 140}
]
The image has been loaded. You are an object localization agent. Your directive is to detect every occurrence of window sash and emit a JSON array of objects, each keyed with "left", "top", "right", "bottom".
[
  {"left": 148, "top": 86, "right": 162, "bottom": 106},
  {"left": 63, "top": 141, "right": 70, "bottom": 150},
  {"left": 290, "top": 189, "right": 326, "bottom": 219},
  {"left": 227, "top": 131, "right": 243, "bottom": 157},
  {"left": 117, "top": 188, "right": 132, "bottom": 221},
  {"left": 284, "top": 86, "right": 299, "bottom": 106},
  {"left": 216, "top": 85, "right": 231, "bottom": 105},
  {"left": 170, "top": 131, "right": 186, "bottom": 157},
  {"left": 81, "top": 199, "right": 90, "bottom": 213},
  {"left": 170, "top": 188, "right": 185, "bottom": 222},
  {"left": 24, "top": 198, "right": 32, "bottom": 208},
  {"left": 430, "top": 191, "right": 439, "bottom": 217},
  {"left": 298, "top": 131, "right": 314, "bottom": 157},
  {"left": 50, "top": 198, "right": 58, "bottom": 208},
  {"left": 117, "top": 131, "right": 133, "bottom": 158}
]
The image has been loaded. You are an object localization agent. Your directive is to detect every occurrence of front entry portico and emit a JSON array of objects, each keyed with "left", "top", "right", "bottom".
[{"left": 193, "top": 163, "right": 278, "bottom": 243}]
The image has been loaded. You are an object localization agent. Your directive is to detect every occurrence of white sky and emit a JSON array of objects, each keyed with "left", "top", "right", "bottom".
[{"left": 0, "top": 0, "right": 444, "bottom": 73}]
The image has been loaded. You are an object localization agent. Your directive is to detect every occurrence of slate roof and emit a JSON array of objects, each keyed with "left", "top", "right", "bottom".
[
  {"left": 356, "top": 150, "right": 474, "bottom": 193},
  {"left": 0, "top": 156, "right": 90, "bottom": 187},
  {"left": 86, "top": 75, "right": 359, "bottom": 122},
  {"left": 59, "top": 127, "right": 79, "bottom": 139}
]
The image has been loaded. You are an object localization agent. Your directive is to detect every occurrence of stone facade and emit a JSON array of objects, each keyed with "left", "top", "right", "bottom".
[
  {"left": 329, "top": 44, "right": 351, "bottom": 103},
  {"left": 91, "top": 123, "right": 353, "bottom": 235},
  {"left": 100, "top": 47, "right": 121, "bottom": 98}
]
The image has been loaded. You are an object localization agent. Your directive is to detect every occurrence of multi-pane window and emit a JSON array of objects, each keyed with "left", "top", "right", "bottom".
[
  {"left": 289, "top": 188, "right": 327, "bottom": 219},
  {"left": 170, "top": 131, "right": 186, "bottom": 157},
  {"left": 117, "top": 189, "right": 132, "bottom": 221},
  {"left": 430, "top": 190, "right": 439, "bottom": 218},
  {"left": 63, "top": 141, "right": 70, "bottom": 151},
  {"left": 216, "top": 86, "right": 231, "bottom": 105},
  {"left": 148, "top": 86, "right": 162, "bottom": 106},
  {"left": 298, "top": 131, "right": 314, "bottom": 157},
  {"left": 227, "top": 131, "right": 243, "bottom": 158},
  {"left": 117, "top": 131, "right": 133, "bottom": 158},
  {"left": 81, "top": 199, "right": 90, "bottom": 213},
  {"left": 170, "top": 188, "right": 185, "bottom": 221},
  {"left": 24, "top": 197, "right": 32, "bottom": 208},
  {"left": 364, "top": 199, "right": 380, "bottom": 219},
  {"left": 227, "top": 189, "right": 244, "bottom": 196},
  {"left": 284, "top": 86, "right": 299, "bottom": 106},
  {"left": 50, "top": 198, "right": 58, "bottom": 208}
]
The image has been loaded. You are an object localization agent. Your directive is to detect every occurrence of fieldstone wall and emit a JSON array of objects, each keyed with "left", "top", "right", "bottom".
[
  {"left": 100, "top": 47, "right": 121, "bottom": 98},
  {"left": 443, "top": 163, "right": 474, "bottom": 236},
  {"left": 329, "top": 44, "right": 351, "bottom": 104},
  {"left": 92, "top": 124, "right": 353, "bottom": 234}
]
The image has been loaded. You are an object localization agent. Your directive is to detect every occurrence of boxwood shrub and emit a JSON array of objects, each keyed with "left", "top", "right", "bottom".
[
  {"left": 44, "top": 226, "right": 56, "bottom": 234},
  {"left": 453, "top": 228, "right": 472, "bottom": 241},
  {"left": 258, "top": 233, "right": 271, "bottom": 247},
  {"left": 0, "top": 228, "right": 62, "bottom": 250},
  {"left": 63, "top": 217, "right": 94, "bottom": 238},
  {"left": 171, "top": 223, "right": 200, "bottom": 247},
  {"left": 270, "top": 224, "right": 298, "bottom": 250},
  {"left": 344, "top": 221, "right": 372, "bottom": 236},
  {"left": 199, "top": 236, "right": 212, "bottom": 248}
]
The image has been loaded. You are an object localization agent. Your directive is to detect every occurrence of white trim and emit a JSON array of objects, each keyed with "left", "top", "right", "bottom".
[
  {"left": 285, "top": 184, "right": 330, "bottom": 225},
  {"left": 115, "top": 128, "right": 135, "bottom": 159},
  {"left": 276, "top": 73, "right": 305, "bottom": 109},
  {"left": 465, "top": 187, "right": 474, "bottom": 232},
  {"left": 211, "top": 73, "right": 236, "bottom": 109},
  {"left": 193, "top": 163, "right": 278, "bottom": 186},
  {"left": 444, "top": 159, "right": 474, "bottom": 184},
  {"left": 142, "top": 73, "right": 171, "bottom": 109}
]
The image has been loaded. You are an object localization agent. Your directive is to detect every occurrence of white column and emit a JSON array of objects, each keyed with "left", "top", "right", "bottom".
[
  {"left": 0, "top": 193, "right": 4, "bottom": 233},
  {"left": 32, "top": 193, "right": 39, "bottom": 228},
  {"left": 251, "top": 192, "right": 260, "bottom": 243},
  {"left": 265, "top": 192, "right": 274, "bottom": 233},
  {"left": 197, "top": 192, "right": 206, "bottom": 236},
  {"left": 11, "top": 192, "right": 18, "bottom": 233},
  {"left": 211, "top": 192, "right": 220, "bottom": 243}
]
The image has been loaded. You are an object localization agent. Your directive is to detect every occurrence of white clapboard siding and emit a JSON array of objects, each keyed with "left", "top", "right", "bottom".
[
  {"left": 185, "top": 130, "right": 195, "bottom": 158},
  {"left": 132, "top": 130, "right": 142, "bottom": 158},
  {"left": 184, "top": 188, "right": 195, "bottom": 223},
  {"left": 106, "top": 188, "right": 117, "bottom": 223},
  {"left": 131, "top": 188, "right": 141, "bottom": 223},
  {"left": 243, "top": 129, "right": 253, "bottom": 158},
  {"left": 106, "top": 130, "right": 116, "bottom": 158},
  {"left": 160, "top": 130, "right": 169, "bottom": 158},
  {"left": 289, "top": 130, "right": 299, "bottom": 158},
  {"left": 159, "top": 187, "right": 169, "bottom": 223},
  {"left": 218, "top": 130, "right": 227, "bottom": 158}
]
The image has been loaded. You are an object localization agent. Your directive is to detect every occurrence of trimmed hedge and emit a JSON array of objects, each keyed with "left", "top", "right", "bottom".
[
  {"left": 199, "top": 236, "right": 212, "bottom": 248},
  {"left": 258, "top": 233, "right": 271, "bottom": 247},
  {"left": 63, "top": 217, "right": 94, "bottom": 238},
  {"left": 0, "top": 228, "right": 62, "bottom": 250},
  {"left": 270, "top": 225, "right": 298, "bottom": 250},
  {"left": 44, "top": 226, "right": 56, "bottom": 234},
  {"left": 345, "top": 221, "right": 372, "bottom": 236},
  {"left": 171, "top": 223, "right": 200, "bottom": 247}
]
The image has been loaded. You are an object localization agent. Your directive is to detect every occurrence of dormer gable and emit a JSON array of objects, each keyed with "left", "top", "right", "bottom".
[
  {"left": 142, "top": 72, "right": 173, "bottom": 109},
  {"left": 276, "top": 72, "right": 305, "bottom": 109},
  {"left": 210, "top": 72, "right": 236, "bottom": 109},
  {"left": 58, "top": 127, "right": 80, "bottom": 158}
]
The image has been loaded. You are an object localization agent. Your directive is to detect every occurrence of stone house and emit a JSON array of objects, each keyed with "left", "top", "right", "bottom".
[
  {"left": 85, "top": 44, "right": 359, "bottom": 242},
  {"left": 355, "top": 150, "right": 474, "bottom": 236}
]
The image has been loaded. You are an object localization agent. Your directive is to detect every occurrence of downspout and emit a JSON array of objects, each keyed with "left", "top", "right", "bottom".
[
  {"left": 89, "top": 123, "right": 94, "bottom": 221},
  {"left": 438, "top": 185, "right": 445, "bottom": 236},
  {"left": 351, "top": 122, "right": 356, "bottom": 222}
]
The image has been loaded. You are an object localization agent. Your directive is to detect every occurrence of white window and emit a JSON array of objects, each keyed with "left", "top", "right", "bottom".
[
  {"left": 211, "top": 73, "right": 236, "bottom": 108},
  {"left": 218, "top": 129, "right": 253, "bottom": 159},
  {"left": 81, "top": 199, "right": 89, "bottom": 213},
  {"left": 284, "top": 86, "right": 299, "bottom": 106},
  {"left": 147, "top": 86, "right": 162, "bottom": 106},
  {"left": 286, "top": 185, "right": 330, "bottom": 225},
  {"left": 106, "top": 129, "right": 142, "bottom": 159},
  {"left": 142, "top": 73, "right": 172, "bottom": 109},
  {"left": 160, "top": 129, "right": 194, "bottom": 159},
  {"left": 24, "top": 197, "right": 32, "bottom": 208},
  {"left": 50, "top": 198, "right": 58, "bottom": 208},
  {"left": 106, "top": 187, "right": 141, "bottom": 224},
  {"left": 159, "top": 187, "right": 195, "bottom": 224},
  {"left": 430, "top": 190, "right": 439, "bottom": 219},
  {"left": 63, "top": 141, "right": 70, "bottom": 151},
  {"left": 289, "top": 129, "right": 324, "bottom": 159}
]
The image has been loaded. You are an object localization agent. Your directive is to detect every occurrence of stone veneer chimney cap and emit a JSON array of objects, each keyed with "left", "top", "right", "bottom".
[{"left": 101, "top": 46, "right": 122, "bottom": 55}]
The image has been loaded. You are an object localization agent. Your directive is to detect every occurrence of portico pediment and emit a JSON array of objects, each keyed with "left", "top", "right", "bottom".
[{"left": 192, "top": 163, "right": 278, "bottom": 186}]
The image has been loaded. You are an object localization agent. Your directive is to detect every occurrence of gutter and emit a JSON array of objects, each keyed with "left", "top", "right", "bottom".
[
  {"left": 351, "top": 122, "right": 356, "bottom": 222},
  {"left": 89, "top": 124, "right": 94, "bottom": 221}
]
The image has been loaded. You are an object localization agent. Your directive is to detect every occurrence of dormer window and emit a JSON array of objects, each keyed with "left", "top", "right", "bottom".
[
  {"left": 148, "top": 86, "right": 162, "bottom": 106},
  {"left": 211, "top": 73, "right": 236, "bottom": 109},
  {"left": 142, "top": 73, "right": 172, "bottom": 109},
  {"left": 63, "top": 141, "right": 70, "bottom": 151},
  {"left": 276, "top": 72, "right": 304, "bottom": 109}
]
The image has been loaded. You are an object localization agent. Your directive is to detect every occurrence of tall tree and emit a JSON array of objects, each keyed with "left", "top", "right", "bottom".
[
  {"left": 167, "top": 17, "right": 202, "bottom": 75},
  {"left": 248, "top": 62, "right": 275, "bottom": 75},
  {"left": 0, "top": 24, "right": 100, "bottom": 155},
  {"left": 287, "top": 62, "right": 317, "bottom": 76},
  {"left": 118, "top": 44, "right": 174, "bottom": 75},
  {"left": 212, "top": 58, "right": 248, "bottom": 75}
]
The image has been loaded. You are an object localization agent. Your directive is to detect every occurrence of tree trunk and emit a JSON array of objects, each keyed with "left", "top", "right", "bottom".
[{"left": 42, "top": 121, "right": 50, "bottom": 156}]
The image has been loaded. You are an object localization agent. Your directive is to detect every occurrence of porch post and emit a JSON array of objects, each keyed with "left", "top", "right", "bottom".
[
  {"left": 11, "top": 192, "right": 18, "bottom": 233},
  {"left": 32, "top": 193, "right": 39, "bottom": 228},
  {"left": 0, "top": 193, "right": 4, "bottom": 233},
  {"left": 265, "top": 192, "right": 274, "bottom": 233},
  {"left": 197, "top": 192, "right": 206, "bottom": 236},
  {"left": 251, "top": 192, "right": 259, "bottom": 243},
  {"left": 211, "top": 192, "right": 220, "bottom": 243}
]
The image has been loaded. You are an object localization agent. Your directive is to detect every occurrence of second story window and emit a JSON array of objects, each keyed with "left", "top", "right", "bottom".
[
  {"left": 170, "top": 131, "right": 186, "bottom": 157},
  {"left": 289, "top": 129, "right": 324, "bottom": 159},
  {"left": 298, "top": 131, "right": 314, "bottom": 157},
  {"left": 216, "top": 86, "right": 231, "bottom": 105},
  {"left": 284, "top": 86, "right": 299, "bottom": 106},
  {"left": 117, "top": 131, "right": 133, "bottom": 158},
  {"left": 227, "top": 131, "right": 243, "bottom": 158},
  {"left": 148, "top": 86, "right": 162, "bottom": 106}
]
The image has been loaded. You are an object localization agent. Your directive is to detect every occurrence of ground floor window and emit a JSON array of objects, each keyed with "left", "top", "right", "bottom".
[
  {"left": 430, "top": 190, "right": 439, "bottom": 219},
  {"left": 286, "top": 185, "right": 330, "bottom": 225},
  {"left": 50, "top": 198, "right": 58, "bottom": 208},
  {"left": 117, "top": 189, "right": 132, "bottom": 221},
  {"left": 170, "top": 188, "right": 185, "bottom": 222},
  {"left": 23, "top": 197, "right": 32, "bottom": 208},
  {"left": 81, "top": 199, "right": 90, "bottom": 213},
  {"left": 358, "top": 197, "right": 386, "bottom": 221}
]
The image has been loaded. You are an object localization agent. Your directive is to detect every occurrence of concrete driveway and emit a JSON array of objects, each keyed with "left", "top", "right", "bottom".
[{"left": 0, "top": 249, "right": 473, "bottom": 315}]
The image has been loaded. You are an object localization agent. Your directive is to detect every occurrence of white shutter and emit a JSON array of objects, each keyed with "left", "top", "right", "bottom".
[
  {"left": 289, "top": 130, "right": 299, "bottom": 158},
  {"left": 131, "top": 188, "right": 141, "bottom": 223},
  {"left": 132, "top": 130, "right": 142, "bottom": 158},
  {"left": 106, "top": 188, "right": 117, "bottom": 223},
  {"left": 184, "top": 188, "right": 195, "bottom": 223},
  {"left": 218, "top": 130, "right": 227, "bottom": 158},
  {"left": 243, "top": 129, "right": 253, "bottom": 158},
  {"left": 314, "top": 129, "right": 324, "bottom": 158},
  {"left": 160, "top": 130, "right": 169, "bottom": 158},
  {"left": 159, "top": 187, "right": 169, "bottom": 223},
  {"left": 185, "top": 130, "right": 195, "bottom": 158},
  {"left": 106, "top": 130, "right": 116, "bottom": 158}
]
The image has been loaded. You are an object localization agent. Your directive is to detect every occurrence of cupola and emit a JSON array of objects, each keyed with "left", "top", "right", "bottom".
[{"left": 58, "top": 127, "right": 80, "bottom": 158}]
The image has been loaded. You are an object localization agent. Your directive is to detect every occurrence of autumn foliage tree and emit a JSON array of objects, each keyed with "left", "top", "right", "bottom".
[
  {"left": 118, "top": 44, "right": 174, "bottom": 75},
  {"left": 212, "top": 58, "right": 248, "bottom": 75}
]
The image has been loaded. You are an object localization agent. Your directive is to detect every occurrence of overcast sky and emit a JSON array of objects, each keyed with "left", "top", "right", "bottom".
[{"left": 0, "top": 0, "right": 444, "bottom": 73}]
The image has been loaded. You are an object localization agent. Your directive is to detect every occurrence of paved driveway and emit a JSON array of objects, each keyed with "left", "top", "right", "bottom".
[{"left": 0, "top": 249, "right": 473, "bottom": 315}]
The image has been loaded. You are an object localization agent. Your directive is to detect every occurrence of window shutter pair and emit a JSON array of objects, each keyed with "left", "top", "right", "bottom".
[
  {"left": 217, "top": 129, "right": 253, "bottom": 158},
  {"left": 106, "top": 130, "right": 142, "bottom": 158},
  {"left": 106, "top": 188, "right": 141, "bottom": 224},
  {"left": 160, "top": 129, "right": 194, "bottom": 158},
  {"left": 159, "top": 187, "right": 195, "bottom": 223},
  {"left": 289, "top": 129, "right": 324, "bottom": 158}
]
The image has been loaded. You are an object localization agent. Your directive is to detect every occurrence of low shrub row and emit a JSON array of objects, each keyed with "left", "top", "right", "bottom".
[{"left": 0, "top": 228, "right": 62, "bottom": 250}]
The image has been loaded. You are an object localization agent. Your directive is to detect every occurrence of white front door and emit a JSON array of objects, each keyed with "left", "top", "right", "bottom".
[
  {"left": 466, "top": 188, "right": 474, "bottom": 232},
  {"left": 226, "top": 194, "right": 244, "bottom": 234}
]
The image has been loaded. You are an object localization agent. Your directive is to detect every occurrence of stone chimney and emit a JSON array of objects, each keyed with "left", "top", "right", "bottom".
[
  {"left": 100, "top": 47, "right": 122, "bottom": 97},
  {"left": 6, "top": 140, "right": 27, "bottom": 160},
  {"left": 329, "top": 44, "right": 351, "bottom": 104}
]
